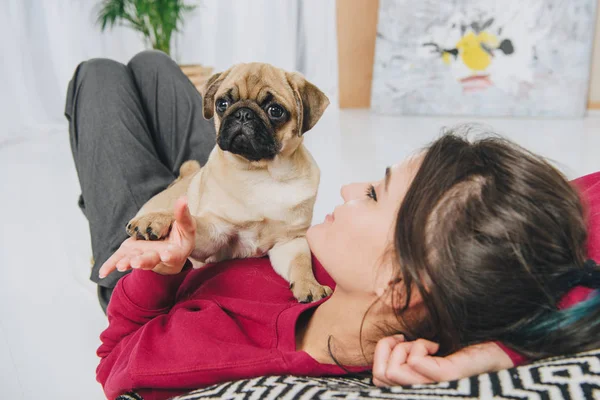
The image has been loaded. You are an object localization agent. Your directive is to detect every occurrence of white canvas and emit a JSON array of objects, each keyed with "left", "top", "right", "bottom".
[{"left": 371, "top": 0, "right": 597, "bottom": 117}]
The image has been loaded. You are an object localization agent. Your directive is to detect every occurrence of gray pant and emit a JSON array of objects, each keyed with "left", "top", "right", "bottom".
[{"left": 64, "top": 50, "right": 216, "bottom": 312}]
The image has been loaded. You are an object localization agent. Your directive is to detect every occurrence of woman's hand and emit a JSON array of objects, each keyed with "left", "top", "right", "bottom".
[
  {"left": 372, "top": 336, "right": 514, "bottom": 387},
  {"left": 99, "top": 197, "right": 197, "bottom": 277}
]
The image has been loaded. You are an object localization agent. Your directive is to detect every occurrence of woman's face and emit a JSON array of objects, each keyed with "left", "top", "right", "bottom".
[{"left": 307, "top": 155, "right": 422, "bottom": 296}]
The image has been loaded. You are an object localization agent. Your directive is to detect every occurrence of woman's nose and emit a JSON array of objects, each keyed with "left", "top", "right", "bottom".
[{"left": 341, "top": 182, "right": 368, "bottom": 202}]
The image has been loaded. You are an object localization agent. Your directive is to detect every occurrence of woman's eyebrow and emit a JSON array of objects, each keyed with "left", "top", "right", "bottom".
[{"left": 384, "top": 167, "right": 391, "bottom": 192}]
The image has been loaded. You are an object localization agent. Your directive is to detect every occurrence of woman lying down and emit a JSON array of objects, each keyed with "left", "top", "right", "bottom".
[{"left": 92, "top": 132, "right": 600, "bottom": 400}]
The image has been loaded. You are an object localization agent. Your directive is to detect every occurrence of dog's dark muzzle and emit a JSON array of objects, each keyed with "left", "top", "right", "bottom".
[{"left": 218, "top": 107, "right": 279, "bottom": 161}]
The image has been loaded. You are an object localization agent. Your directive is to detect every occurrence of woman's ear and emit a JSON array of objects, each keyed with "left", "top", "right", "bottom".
[{"left": 375, "top": 278, "right": 404, "bottom": 308}]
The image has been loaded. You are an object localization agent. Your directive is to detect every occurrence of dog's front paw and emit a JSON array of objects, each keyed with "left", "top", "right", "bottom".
[
  {"left": 126, "top": 212, "right": 174, "bottom": 240},
  {"left": 290, "top": 280, "right": 333, "bottom": 303}
]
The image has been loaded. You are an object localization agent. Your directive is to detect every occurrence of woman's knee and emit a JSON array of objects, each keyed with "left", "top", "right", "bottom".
[
  {"left": 66, "top": 58, "right": 132, "bottom": 107},
  {"left": 65, "top": 57, "right": 147, "bottom": 148},
  {"left": 127, "top": 50, "right": 178, "bottom": 78},
  {"left": 75, "top": 58, "right": 130, "bottom": 88},
  {"left": 65, "top": 58, "right": 131, "bottom": 125}
]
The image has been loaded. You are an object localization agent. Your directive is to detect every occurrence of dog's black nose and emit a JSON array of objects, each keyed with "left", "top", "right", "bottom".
[{"left": 234, "top": 108, "right": 254, "bottom": 122}]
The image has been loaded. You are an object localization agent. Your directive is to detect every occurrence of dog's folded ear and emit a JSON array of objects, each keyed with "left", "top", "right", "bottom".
[
  {"left": 200, "top": 69, "right": 231, "bottom": 120},
  {"left": 286, "top": 73, "right": 330, "bottom": 135}
]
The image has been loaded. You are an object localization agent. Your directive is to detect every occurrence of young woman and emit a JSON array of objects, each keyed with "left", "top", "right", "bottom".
[{"left": 66, "top": 51, "right": 600, "bottom": 400}]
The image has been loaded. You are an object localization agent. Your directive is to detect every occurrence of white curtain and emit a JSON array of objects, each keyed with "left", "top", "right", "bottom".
[{"left": 0, "top": 0, "right": 338, "bottom": 142}]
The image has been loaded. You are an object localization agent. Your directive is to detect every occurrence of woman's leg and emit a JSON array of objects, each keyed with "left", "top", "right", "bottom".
[
  {"left": 126, "top": 51, "right": 216, "bottom": 174},
  {"left": 65, "top": 51, "right": 215, "bottom": 312}
]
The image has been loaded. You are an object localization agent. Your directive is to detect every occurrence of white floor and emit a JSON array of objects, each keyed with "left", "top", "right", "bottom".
[{"left": 1, "top": 109, "right": 600, "bottom": 399}]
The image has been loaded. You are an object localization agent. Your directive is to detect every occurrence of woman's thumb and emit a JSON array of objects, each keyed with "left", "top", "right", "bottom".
[{"left": 174, "top": 197, "right": 195, "bottom": 235}]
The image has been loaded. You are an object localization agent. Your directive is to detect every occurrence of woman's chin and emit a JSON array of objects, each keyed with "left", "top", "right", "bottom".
[{"left": 306, "top": 224, "right": 325, "bottom": 253}]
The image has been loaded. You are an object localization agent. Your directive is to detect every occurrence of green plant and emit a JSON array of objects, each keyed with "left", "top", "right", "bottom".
[{"left": 97, "top": 0, "right": 196, "bottom": 56}]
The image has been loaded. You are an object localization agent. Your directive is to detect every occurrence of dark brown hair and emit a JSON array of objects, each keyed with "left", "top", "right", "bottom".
[{"left": 387, "top": 129, "right": 600, "bottom": 360}]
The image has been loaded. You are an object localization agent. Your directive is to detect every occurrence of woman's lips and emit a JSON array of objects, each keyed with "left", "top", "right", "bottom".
[{"left": 325, "top": 213, "right": 334, "bottom": 223}]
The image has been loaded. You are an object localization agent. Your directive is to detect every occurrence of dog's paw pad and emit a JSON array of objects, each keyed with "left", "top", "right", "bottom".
[
  {"left": 291, "top": 280, "right": 332, "bottom": 303},
  {"left": 126, "top": 213, "right": 174, "bottom": 240}
]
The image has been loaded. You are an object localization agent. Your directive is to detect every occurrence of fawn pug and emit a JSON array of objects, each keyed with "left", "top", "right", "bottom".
[{"left": 126, "top": 63, "right": 332, "bottom": 302}]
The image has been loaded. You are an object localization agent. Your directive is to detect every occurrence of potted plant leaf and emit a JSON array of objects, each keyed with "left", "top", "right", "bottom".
[{"left": 96, "top": 0, "right": 213, "bottom": 90}]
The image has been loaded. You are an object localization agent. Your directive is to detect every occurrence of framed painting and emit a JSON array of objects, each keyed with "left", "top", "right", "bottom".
[{"left": 371, "top": 0, "right": 597, "bottom": 117}]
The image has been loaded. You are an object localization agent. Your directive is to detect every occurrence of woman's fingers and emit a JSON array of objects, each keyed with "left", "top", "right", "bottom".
[
  {"left": 410, "top": 342, "right": 513, "bottom": 383},
  {"left": 388, "top": 341, "right": 412, "bottom": 370},
  {"left": 99, "top": 199, "right": 195, "bottom": 279},
  {"left": 152, "top": 262, "right": 179, "bottom": 275},
  {"left": 385, "top": 342, "right": 433, "bottom": 385},
  {"left": 372, "top": 335, "right": 405, "bottom": 387},
  {"left": 373, "top": 337, "right": 442, "bottom": 387},
  {"left": 116, "top": 248, "right": 144, "bottom": 271},
  {"left": 131, "top": 250, "right": 161, "bottom": 270},
  {"left": 404, "top": 339, "right": 457, "bottom": 383},
  {"left": 157, "top": 197, "right": 196, "bottom": 271},
  {"left": 408, "top": 354, "right": 455, "bottom": 383},
  {"left": 160, "top": 248, "right": 174, "bottom": 264},
  {"left": 374, "top": 339, "right": 511, "bottom": 388},
  {"left": 406, "top": 339, "right": 439, "bottom": 367},
  {"left": 116, "top": 257, "right": 132, "bottom": 272},
  {"left": 99, "top": 237, "right": 170, "bottom": 278},
  {"left": 99, "top": 256, "right": 118, "bottom": 278},
  {"left": 173, "top": 197, "right": 196, "bottom": 239},
  {"left": 406, "top": 341, "right": 509, "bottom": 384},
  {"left": 159, "top": 245, "right": 187, "bottom": 266},
  {"left": 398, "top": 339, "right": 442, "bottom": 383},
  {"left": 99, "top": 242, "right": 133, "bottom": 278}
]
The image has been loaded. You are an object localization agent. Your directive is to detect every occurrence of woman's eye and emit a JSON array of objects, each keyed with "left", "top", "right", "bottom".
[
  {"left": 216, "top": 99, "right": 229, "bottom": 113},
  {"left": 268, "top": 104, "right": 284, "bottom": 119},
  {"left": 366, "top": 184, "right": 378, "bottom": 201}
]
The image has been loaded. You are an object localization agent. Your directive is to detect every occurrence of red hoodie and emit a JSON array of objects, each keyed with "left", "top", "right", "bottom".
[
  {"left": 97, "top": 255, "right": 369, "bottom": 400},
  {"left": 97, "top": 172, "right": 600, "bottom": 399}
]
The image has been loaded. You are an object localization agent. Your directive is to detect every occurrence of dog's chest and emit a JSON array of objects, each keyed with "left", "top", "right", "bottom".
[
  {"left": 198, "top": 220, "right": 287, "bottom": 262},
  {"left": 244, "top": 179, "right": 314, "bottom": 221},
  {"left": 196, "top": 171, "right": 316, "bottom": 225},
  {"left": 192, "top": 179, "right": 315, "bottom": 262},
  {"left": 228, "top": 227, "right": 268, "bottom": 259},
  {"left": 187, "top": 152, "right": 318, "bottom": 263}
]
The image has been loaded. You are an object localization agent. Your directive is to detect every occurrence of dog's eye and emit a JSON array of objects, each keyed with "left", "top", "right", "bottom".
[
  {"left": 267, "top": 104, "right": 285, "bottom": 119},
  {"left": 216, "top": 99, "right": 229, "bottom": 113}
]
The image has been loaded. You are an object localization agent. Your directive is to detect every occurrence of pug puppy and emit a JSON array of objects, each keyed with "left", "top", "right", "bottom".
[{"left": 126, "top": 63, "right": 332, "bottom": 303}]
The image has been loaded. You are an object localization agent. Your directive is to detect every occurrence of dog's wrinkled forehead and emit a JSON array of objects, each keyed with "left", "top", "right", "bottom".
[
  {"left": 217, "top": 63, "right": 294, "bottom": 106},
  {"left": 202, "top": 62, "right": 329, "bottom": 135}
]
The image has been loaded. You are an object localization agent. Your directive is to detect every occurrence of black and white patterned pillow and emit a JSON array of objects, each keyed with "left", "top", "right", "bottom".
[{"left": 118, "top": 349, "right": 600, "bottom": 400}]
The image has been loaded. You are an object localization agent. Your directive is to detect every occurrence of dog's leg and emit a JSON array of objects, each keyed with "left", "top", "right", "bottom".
[
  {"left": 269, "top": 237, "right": 332, "bottom": 303},
  {"left": 127, "top": 161, "right": 200, "bottom": 239}
]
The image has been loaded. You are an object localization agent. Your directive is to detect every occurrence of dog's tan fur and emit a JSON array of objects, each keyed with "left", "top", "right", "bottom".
[{"left": 126, "top": 63, "right": 332, "bottom": 302}]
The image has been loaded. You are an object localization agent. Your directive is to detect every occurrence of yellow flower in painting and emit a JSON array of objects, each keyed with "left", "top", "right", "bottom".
[
  {"left": 456, "top": 31, "right": 500, "bottom": 72},
  {"left": 423, "top": 19, "right": 513, "bottom": 75}
]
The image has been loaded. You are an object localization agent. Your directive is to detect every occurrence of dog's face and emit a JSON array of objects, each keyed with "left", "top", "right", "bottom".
[{"left": 200, "top": 63, "right": 329, "bottom": 162}]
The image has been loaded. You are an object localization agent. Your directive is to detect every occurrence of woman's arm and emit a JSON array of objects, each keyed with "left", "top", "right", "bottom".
[
  {"left": 97, "top": 268, "right": 191, "bottom": 357},
  {"left": 96, "top": 268, "right": 191, "bottom": 398},
  {"left": 96, "top": 197, "right": 198, "bottom": 397},
  {"left": 97, "top": 196, "right": 196, "bottom": 361},
  {"left": 372, "top": 336, "right": 514, "bottom": 386}
]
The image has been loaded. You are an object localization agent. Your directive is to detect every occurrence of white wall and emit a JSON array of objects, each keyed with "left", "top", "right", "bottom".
[
  {"left": 589, "top": 0, "right": 600, "bottom": 104},
  {"left": 0, "top": 0, "right": 338, "bottom": 141}
]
